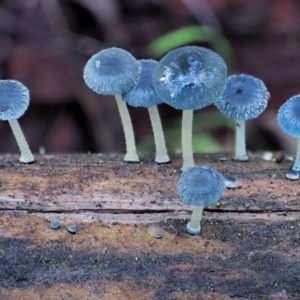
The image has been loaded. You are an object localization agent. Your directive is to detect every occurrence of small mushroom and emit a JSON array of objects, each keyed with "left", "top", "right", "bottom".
[
  {"left": 224, "top": 176, "right": 238, "bottom": 189},
  {"left": 123, "top": 59, "right": 170, "bottom": 163},
  {"left": 153, "top": 46, "right": 227, "bottom": 169},
  {"left": 83, "top": 47, "right": 141, "bottom": 162},
  {"left": 215, "top": 74, "right": 268, "bottom": 161},
  {"left": 68, "top": 224, "right": 77, "bottom": 234},
  {"left": 278, "top": 94, "right": 300, "bottom": 179},
  {"left": 177, "top": 165, "right": 226, "bottom": 234},
  {"left": 51, "top": 219, "right": 61, "bottom": 230},
  {"left": 0, "top": 80, "right": 35, "bottom": 163}
]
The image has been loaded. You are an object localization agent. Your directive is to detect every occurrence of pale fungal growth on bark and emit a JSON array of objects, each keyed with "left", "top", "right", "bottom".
[
  {"left": 177, "top": 165, "right": 226, "bottom": 235},
  {"left": 123, "top": 59, "right": 170, "bottom": 163},
  {"left": 153, "top": 46, "right": 227, "bottom": 169},
  {"left": 215, "top": 74, "right": 268, "bottom": 161},
  {"left": 278, "top": 94, "right": 300, "bottom": 180},
  {"left": 83, "top": 47, "right": 141, "bottom": 162},
  {"left": 0, "top": 80, "right": 35, "bottom": 163}
]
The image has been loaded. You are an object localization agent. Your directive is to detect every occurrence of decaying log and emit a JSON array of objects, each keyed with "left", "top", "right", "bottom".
[
  {"left": 0, "top": 153, "right": 299, "bottom": 299},
  {"left": 0, "top": 153, "right": 299, "bottom": 221}
]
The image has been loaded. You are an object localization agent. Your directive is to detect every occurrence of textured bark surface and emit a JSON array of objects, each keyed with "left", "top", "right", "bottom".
[{"left": 0, "top": 153, "right": 299, "bottom": 299}]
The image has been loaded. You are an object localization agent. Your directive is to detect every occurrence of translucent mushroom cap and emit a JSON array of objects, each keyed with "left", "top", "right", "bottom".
[
  {"left": 215, "top": 74, "right": 268, "bottom": 121},
  {"left": 152, "top": 46, "right": 227, "bottom": 110},
  {"left": 83, "top": 47, "right": 141, "bottom": 95},
  {"left": 177, "top": 165, "right": 226, "bottom": 206},
  {"left": 278, "top": 95, "right": 300, "bottom": 138},
  {"left": 0, "top": 80, "right": 30, "bottom": 121},
  {"left": 122, "top": 59, "right": 162, "bottom": 108}
]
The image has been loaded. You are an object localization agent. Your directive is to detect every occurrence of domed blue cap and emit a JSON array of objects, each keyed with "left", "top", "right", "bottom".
[
  {"left": 0, "top": 80, "right": 29, "bottom": 121},
  {"left": 215, "top": 74, "right": 268, "bottom": 121},
  {"left": 122, "top": 59, "right": 162, "bottom": 108},
  {"left": 152, "top": 46, "right": 227, "bottom": 110},
  {"left": 278, "top": 95, "right": 300, "bottom": 138},
  {"left": 177, "top": 165, "right": 226, "bottom": 206},
  {"left": 83, "top": 47, "right": 141, "bottom": 95}
]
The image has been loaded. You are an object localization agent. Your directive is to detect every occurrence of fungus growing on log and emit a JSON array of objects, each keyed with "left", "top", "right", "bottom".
[
  {"left": 177, "top": 165, "right": 226, "bottom": 234},
  {"left": 84, "top": 47, "right": 141, "bottom": 162},
  {"left": 153, "top": 46, "right": 227, "bottom": 169},
  {"left": 123, "top": 59, "right": 169, "bottom": 163},
  {"left": 215, "top": 74, "right": 268, "bottom": 161},
  {"left": 278, "top": 94, "right": 300, "bottom": 180},
  {"left": 0, "top": 80, "right": 35, "bottom": 163}
]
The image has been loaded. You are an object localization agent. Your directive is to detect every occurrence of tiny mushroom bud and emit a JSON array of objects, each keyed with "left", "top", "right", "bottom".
[
  {"left": 278, "top": 94, "right": 300, "bottom": 179},
  {"left": 123, "top": 59, "right": 170, "bottom": 163},
  {"left": 215, "top": 74, "right": 268, "bottom": 161},
  {"left": 153, "top": 46, "right": 227, "bottom": 169},
  {"left": 0, "top": 80, "right": 35, "bottom": 163},
  {"left": 83, "top": 47, "right": 141, "bottom": 162},
  {"left": 177, "top": 165, "right": 226, "bottom": 234},
  {"left": 224, "top": 176, "right": 238, "bottom": 189},
  {"left": 51, "top": 219, "right": 61, "bottom": 230},
  {"left": 68, "top": 224, "right": 77, "bottom": 234}
]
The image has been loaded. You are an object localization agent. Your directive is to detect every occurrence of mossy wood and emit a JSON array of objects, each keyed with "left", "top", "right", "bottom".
[{"left": 0, "top": 153, "right": 299, "bottom": 299}]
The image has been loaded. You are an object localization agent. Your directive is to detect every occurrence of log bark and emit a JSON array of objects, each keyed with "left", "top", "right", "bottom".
[{"left": 0, "top": 153, "right": 299, "bottom": 299}]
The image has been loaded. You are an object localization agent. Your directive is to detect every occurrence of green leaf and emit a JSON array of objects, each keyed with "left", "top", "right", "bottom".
[
  {"left": 146, "top": 25, "right": 238, "bottom": 73},
  {"left": 192, "top": 133, "right": 222, "bottom": 153},
  {"left": 193, "top": 110, "right": 235, "bottom": 130}
]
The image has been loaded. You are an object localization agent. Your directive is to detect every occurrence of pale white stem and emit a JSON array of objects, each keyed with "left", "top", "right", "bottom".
[
  {"left": 292, "top": 139, "right": 300, "bottom": 171},
  {"left": 115, "top": 94, "right": 139, "bottom": 162},
  {"left": 187, "top": 206, "right": 203, "bottom": 234},
  {"left": 147, "top": 105, "right": 170, "bottom": 163},
  {"left": 234, "top": 120, "right": 248, "bottom": 161},
  {"left": 182, "top": 110, "right": 195, "bottom": 169},
  {"left": 8, "top": 119, "right": 35, "bottom": 163}
]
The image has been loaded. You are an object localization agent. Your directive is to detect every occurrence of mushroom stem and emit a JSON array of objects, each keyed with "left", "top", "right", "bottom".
[
  {"left": 182, "top": 110, "right": 195, "bottom": 169},
  {"left": 234, "top": 120, "right": 249, "bottom": 161},
  {"left": 187, "top": 206, "right": 203, "bottom": 234},
  {"left": 147, "top": 105, "right": 170, "bottom": 163},
  {"left": 8, "top": 119, "right": 35, "bottom": 163},
  {"left": 292, "top": 139, "right": 300, "bottom": 171},
  {"left": 115, "top": 94, "right": 139, "bottom": 162}
]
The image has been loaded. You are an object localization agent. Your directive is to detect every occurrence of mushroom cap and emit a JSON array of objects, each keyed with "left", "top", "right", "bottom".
[
  {"left": 152, "top": 46, "right": 227, "bottom": 110},
  {"left": 0, "top": 80, "right": 30, "bottom": 121},
  {"left": 278, "top": 94, "right": 300, "bottom": 138},
  {"left": 215, "top": 74, "right": 268, "bottom": 121},
  {"left": 177, "top": 165, "right": 226, "bottom": 206},
  {"left": 83, "top": 47, "right": 141, "bottom": 95},
  {"left": 122, "top": 59, "right": 162, "bottom": 108}
]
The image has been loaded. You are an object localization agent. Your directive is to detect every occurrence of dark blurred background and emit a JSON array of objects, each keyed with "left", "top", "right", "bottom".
[{"left": 1, "top": 0, "right": 300, "bottom": 156}]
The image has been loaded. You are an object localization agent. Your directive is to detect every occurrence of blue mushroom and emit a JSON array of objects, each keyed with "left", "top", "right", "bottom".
[
  {"left": 0, "top": 80, "right": 35, "bottom": 163},
  {"left": 123, "top": 59, "right": 169, "bottom": 163},
  {"left": 83, "top": 47, "right": 141, "bottom": 162},
  {"left": 215, "top": 74, "right": 268, "bottom": 161},
  {"left": 153, "top": 46, "right": 227, "bottom": 169},
  {"left": 278, "top": 94, "right": 300, "bottom": 179},
  {"left": 177, "top": 165, "right": 226, "bottom": 234}
]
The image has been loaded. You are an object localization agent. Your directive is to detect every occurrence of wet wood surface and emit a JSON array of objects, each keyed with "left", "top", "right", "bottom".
[{"left": 0, "top": 153, "right": 299, "bottom": 299}]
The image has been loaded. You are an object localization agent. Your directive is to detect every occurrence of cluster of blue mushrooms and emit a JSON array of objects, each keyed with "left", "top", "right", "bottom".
[
  {"left": 82, "top": 45, "right": 280, "bottom": 234},
  {"left": 81, "top": 46, "right": 262, "bottom": 234},
  {"left": 1, "top": 45, "right": 298, "bottom": 236},
  {"left": 84, "top": 48, "right": 171, "bottom": 164}
]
